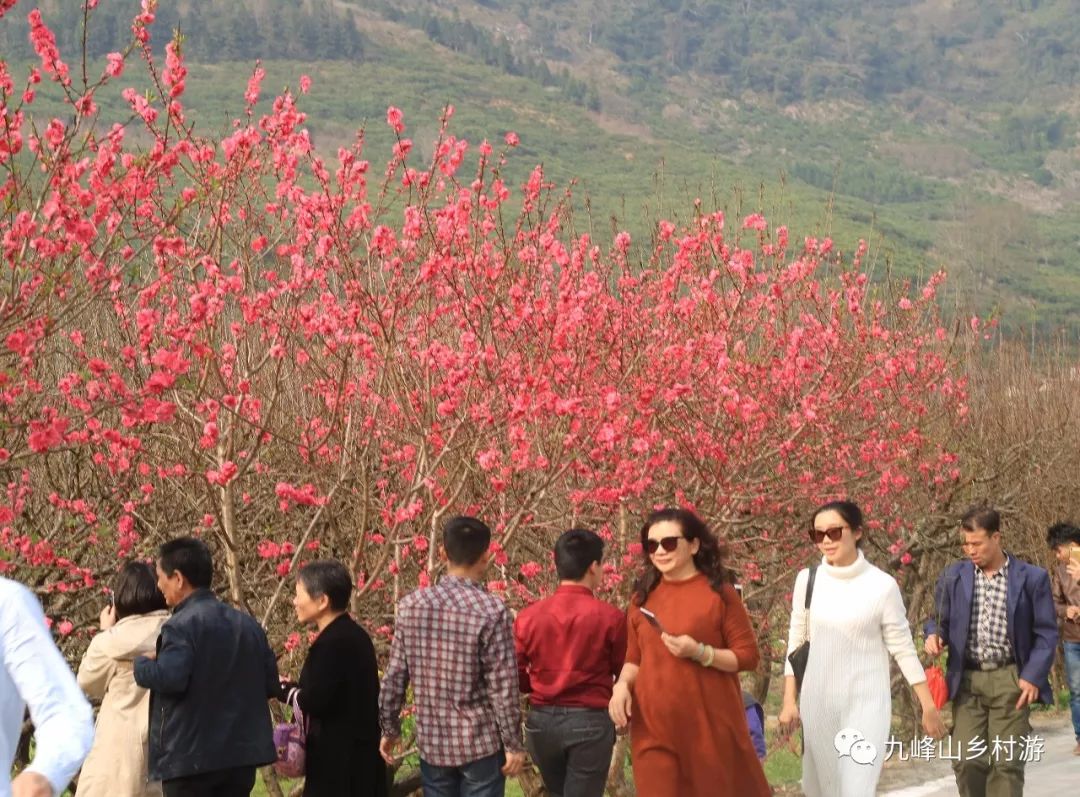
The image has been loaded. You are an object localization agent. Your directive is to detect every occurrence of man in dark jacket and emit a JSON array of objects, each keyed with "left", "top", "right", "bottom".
[
  {"left": 924, "top": 506, "right": 1058, "bottom": 797},
  {"left": 134, "top": 537, "right": 279, "bottom": 797}
]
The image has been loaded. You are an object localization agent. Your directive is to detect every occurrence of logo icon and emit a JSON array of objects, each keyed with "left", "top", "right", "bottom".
[{"left": 834, "top": 727, "right": 877, "bottom": 765}]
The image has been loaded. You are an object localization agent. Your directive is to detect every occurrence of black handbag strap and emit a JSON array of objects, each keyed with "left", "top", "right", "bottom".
[
  {"left": 803, "top": 565, "right": 818, "bottom": 642},
  {"left": 804, "top": 565, "right": 818, "bottom": 610}
]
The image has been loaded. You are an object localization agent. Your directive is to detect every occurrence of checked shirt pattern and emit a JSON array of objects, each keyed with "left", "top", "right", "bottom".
[
  {"left": 968, "top": 556, "right": 1012, "bottom": 665},
  {"left": 379, "top": 575, "right": 523, "bottom": 767}
]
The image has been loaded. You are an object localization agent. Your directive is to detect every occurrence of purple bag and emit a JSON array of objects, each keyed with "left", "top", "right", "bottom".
[{"left": 273, "top": 688, "right": 307, "bottom": 778}]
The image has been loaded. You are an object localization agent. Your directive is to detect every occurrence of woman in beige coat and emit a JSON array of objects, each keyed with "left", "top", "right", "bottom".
[{"left": 77, "top": 561, "right": 169, "bottom": 797}]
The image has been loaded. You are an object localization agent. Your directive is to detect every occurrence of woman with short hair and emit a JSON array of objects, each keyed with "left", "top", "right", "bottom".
[
  {"left": 281, "top": 559, "right": 387, "bottom": 796},
  {"left": 77, "top": 561, "right": 169, "bottom": 797}
]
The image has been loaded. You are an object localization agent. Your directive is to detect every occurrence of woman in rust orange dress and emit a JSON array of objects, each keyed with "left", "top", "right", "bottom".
[{"left": 608, "top": 507, "right": 771, "bottom": 796}]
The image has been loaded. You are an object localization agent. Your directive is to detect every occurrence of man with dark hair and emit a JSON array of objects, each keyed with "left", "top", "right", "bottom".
[
  {"left": 513, "top": 529, "right": 626, "bottom": 797},
  {"left": 961, "top": 506, "right": 1002, "bottom": 536},
  {"left": 1046, "top": 522, "right": 1080, "bottom": 755},
  {"left": 925, "top": 506, "right": 1058, "bottom": 796},
  {"left": 441, "top": 515, "right": 493, "bottom": 568},
  {"left": 134, "top": 537, "right": 279, "bottom": 797},
  {"left": 158, "top": 537, "right": 214, "bottom": 591},
  {"left": 379, "top": 516, "right": 525, "bottom": 797}
]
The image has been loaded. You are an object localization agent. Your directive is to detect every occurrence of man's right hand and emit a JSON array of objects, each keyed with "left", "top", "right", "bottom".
[
  {"left": 1067, "top": 559, "right": 1080, "bottom": 582},
  {"left": 501, "top": 750, "right": 527, "bottom": 776},
  {"left": 608, "top": 681, "right": 632, "bottom": 732},
  {"left": 924, "top": 634, "right": 946, "bottom": 657},
  {"left": 1066, "top": 605, "right": 1080, "bottom": 622},
  {"left": 379, "top": 735, "right": 400, "bottom": 765}
]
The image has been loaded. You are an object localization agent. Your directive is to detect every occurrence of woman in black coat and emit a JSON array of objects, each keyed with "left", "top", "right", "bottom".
[{"left": 282, "top": 560, "right": 387, "bottom": 797}]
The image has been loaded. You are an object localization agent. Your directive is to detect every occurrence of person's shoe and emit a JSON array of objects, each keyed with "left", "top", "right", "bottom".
[{"left": 1073, "top": 741, "right": 1080, "bottom": 756}]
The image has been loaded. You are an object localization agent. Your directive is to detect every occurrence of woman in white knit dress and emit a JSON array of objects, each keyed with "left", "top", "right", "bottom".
[{"left": 778, "top": 501, "right": 946, "bottom": 797}]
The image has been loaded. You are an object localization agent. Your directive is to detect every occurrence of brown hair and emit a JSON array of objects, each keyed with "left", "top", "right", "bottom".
[{"left": 631, "top": 507, "right": 732, "bottom": 606}]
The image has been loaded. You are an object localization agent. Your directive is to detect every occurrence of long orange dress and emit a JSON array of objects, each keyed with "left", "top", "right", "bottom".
[{"left": 627, "top": 574, "right": 771, "bottom": 797}]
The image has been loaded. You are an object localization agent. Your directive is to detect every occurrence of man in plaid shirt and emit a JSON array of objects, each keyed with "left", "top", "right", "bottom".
[
  {"left": 379, "top": 516, "right": 525, "bottom": 796},
  {"left": 925, "top": 506, "right": 1058, "bottom": 797}
]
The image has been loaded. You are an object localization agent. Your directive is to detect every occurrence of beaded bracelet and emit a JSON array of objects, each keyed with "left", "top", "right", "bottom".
[{"left": 702, "top": 645, "right": 716, "bottom": 668}]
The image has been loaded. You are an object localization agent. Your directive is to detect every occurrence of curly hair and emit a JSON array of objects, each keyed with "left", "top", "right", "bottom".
[{"left": 631, "top": 507, "right": 732, "bottom": 606}]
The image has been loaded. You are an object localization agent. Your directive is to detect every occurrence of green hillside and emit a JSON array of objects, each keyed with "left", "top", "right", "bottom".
[{"left": 3, "top": 0, "right": 1079, "bottom": 333}]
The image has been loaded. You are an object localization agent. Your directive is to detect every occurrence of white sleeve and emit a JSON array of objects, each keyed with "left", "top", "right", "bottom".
[
  {"left": 881, "top": 580, "right": 927, "bottom": 686},
  {"left": 2, "top": 583, "right": 94, "bottom": 795},
  {"left": 784, "top": 568, "right": 810, "bottom": 676}
]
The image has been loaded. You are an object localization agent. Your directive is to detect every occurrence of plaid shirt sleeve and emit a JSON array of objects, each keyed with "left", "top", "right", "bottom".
[
  {"left": 479, "top": 603, "right": 524, "bottom": 753},
  {"left": 378, "top": 610, "right": 410, "bottom": 739}
]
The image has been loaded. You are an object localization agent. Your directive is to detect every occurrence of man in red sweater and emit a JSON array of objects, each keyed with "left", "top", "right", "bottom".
[{"left": 513, "top": 529, "right": 627, "bottom": 797}]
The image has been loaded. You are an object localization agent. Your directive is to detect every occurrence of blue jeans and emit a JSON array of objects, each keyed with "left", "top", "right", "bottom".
[
  {"left": 1065, "top": 640, "right": 1080, "bottom": 741},
  {"left": 420, "top": 751, "right": 505, "bottom": 797}
]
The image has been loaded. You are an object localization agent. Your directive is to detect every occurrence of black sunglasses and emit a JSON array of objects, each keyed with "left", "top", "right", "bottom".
[
  {"left": 809, "top": 525, "right": 846, "bottom": 544},
  {"left": 645, "top": 536, "right": 684, "bottom": 554}
]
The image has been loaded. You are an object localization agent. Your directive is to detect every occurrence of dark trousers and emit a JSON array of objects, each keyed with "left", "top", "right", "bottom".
[
  {"left": 162, "top": 766, "right": 257, "bottom": 797},
  {"left": 525, "top": 706, "right": 615, "bottom": 797},
  {"left": 419, "top": 751, "right": 505, "bottom": 797}
]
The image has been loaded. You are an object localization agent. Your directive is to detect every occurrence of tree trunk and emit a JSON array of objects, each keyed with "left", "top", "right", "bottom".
[
  {"left": 606, "top": 734, "right": 634, "bottom": 796},
  {"left": 517, "top": 767, "right": 547, "bottom": 796}
]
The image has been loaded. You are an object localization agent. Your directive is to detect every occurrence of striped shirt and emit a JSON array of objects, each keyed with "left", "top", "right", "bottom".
[
  {"left": 378, "top": 575, "right": 523, "bottom": 766},
  {"left": 967, "top": 555, "right": 1013, "bottom": 665}
]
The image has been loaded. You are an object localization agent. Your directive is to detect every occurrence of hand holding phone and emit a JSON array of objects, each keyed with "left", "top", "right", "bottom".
[
  {"left": 99, "top": 603, "right": 117, "bottom": 631},
  {"left": 639, "top": 607, "right": 666, "bottom": 634},
  {"left": 1067, "top": 545, "right": 1080, "bottom": 582}
]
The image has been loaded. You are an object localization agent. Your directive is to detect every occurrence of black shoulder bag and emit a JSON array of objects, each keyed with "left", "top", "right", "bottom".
[{"left": 786, "top": 565, "right": 818, "bottom": 693}]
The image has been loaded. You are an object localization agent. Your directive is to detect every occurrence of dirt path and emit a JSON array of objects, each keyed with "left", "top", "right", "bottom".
[{"left": 878, "top": 713, "right": 1076, "bottom": 796}]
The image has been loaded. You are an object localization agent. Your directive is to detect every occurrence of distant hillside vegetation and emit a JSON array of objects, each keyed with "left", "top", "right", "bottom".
[{"left": 4, "top": 0, "right": 1079, "bottom": 333}]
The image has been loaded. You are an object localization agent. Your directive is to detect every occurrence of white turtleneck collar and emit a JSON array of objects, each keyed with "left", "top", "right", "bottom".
[{"left": 819, "top": 548, "right": 870, "bottom": 579}]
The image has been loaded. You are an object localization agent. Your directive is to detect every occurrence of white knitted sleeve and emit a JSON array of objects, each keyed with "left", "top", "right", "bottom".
[{"left": 881, "top": 579, "right": 927, "bottom": 686}]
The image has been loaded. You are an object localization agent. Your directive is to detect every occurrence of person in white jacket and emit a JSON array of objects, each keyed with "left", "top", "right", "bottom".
[
  {"left": 77, "top": 561, "right": 170, "bottom": 797},
  {"left": 1, "top": 576, "right": 94, "bottom": 797}
]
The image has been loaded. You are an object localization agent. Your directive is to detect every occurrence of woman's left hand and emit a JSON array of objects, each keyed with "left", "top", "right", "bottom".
[
  {"left": 660, "top": 633, "right": 701, "bottom": 659},
  {"left": 922, "top": 706, "right": 947, "bottom": 739}
]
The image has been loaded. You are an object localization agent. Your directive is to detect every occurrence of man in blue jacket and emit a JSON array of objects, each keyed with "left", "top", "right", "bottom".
[
  {"left": 924, "top": 506, "right": 1058, "bottom": 797},
  {"left": 134, "top": 537, "right": 279, "bottom": 797}
]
